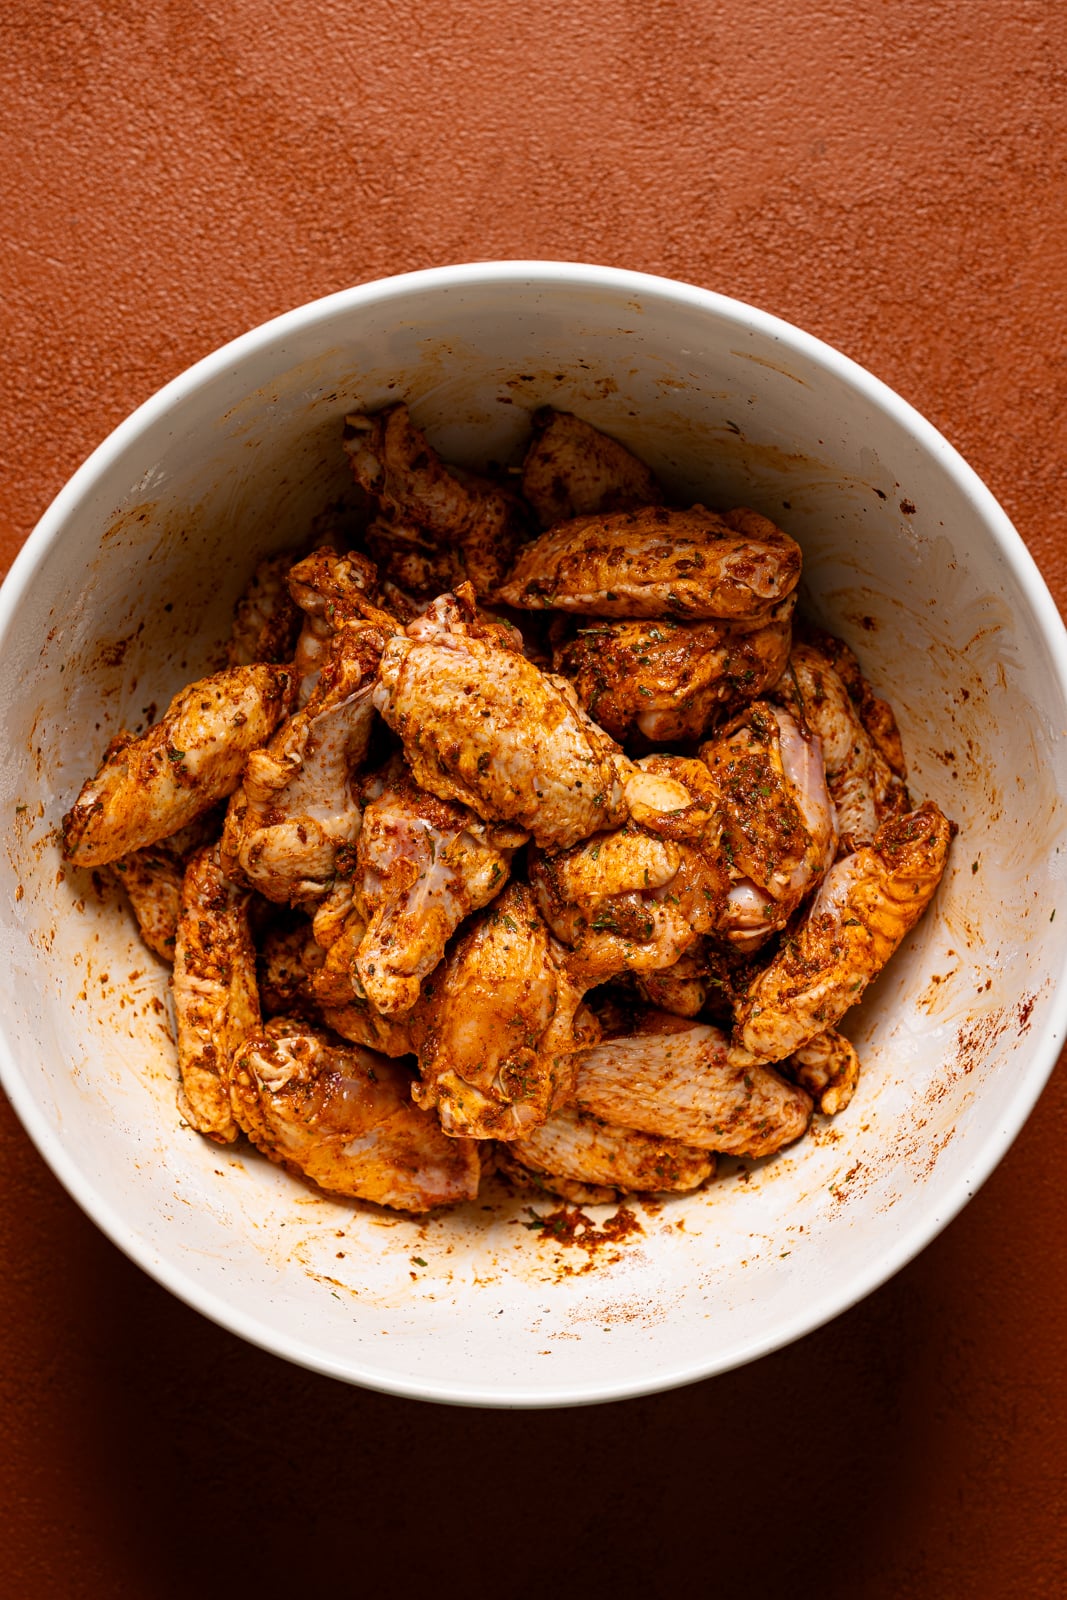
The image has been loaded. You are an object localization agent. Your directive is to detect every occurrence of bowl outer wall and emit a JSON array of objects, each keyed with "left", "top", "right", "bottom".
[{"left": 1, "top": 261, "right": 1066, "bottom": 1408}]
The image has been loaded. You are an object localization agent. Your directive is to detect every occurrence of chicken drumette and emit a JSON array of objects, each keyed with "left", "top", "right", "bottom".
[
  {"left": 373, "top": 585, "right": 631, "bottom": 850},
  {"left": 343, "top": 403, "right": 528, "bottom": 598}
]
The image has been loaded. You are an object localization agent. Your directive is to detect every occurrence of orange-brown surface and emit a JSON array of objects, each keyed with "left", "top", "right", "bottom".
[{"left": 2, "top": 2, "right": 1066, "bottom": 1594}]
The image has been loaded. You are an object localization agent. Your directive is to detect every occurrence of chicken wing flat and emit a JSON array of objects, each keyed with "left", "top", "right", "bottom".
[
  {"left": 410, "top": 883, "right": 582, "bottom": 1140},
  {"left": 372, "top": 586, "right": 630, "bottom": 850},
  {"left": 773, "top": 643, "right": 907, "bottom": 847},
  {"left": 574, "top": 1008, "right": 812, "bottom": 1158},
  {"left": 520, "top": 408, "right": 660, "bottom": 529},
  {"left": 500, "top": 1105, "right": 714, "bottom": 1205},
  {"left": 107, "top": 842, "right": 185, "bottom": 962},
  {"left": 229, "top": 1019, "right": 481, "bottom": 1211},
  {"left": 62, "top": 666, "right": 295, "bottom": 868},
  {"left": 347, "top": 755, "right": 524, "bottom": 1015},
  {"left": 701, "top": 701, "right": 836, "bottom": 948},
  {"left": 736, "top": 801, "right": 954, "bottom": 1061},
  {"left": 344, "top": 403, "right": 527, "bottom": 597},
  {"left": 788, "top": 1028, "right": 861, "bottom": 1116},
  {"left": 227, "top": 552, "right": 302, "bottom": 667},
  {"left": 172, "top": 843, "right": 261, "bottom": 1144},
  {"left": 495, "top": 505, "right": 801, "bottom": 621},
  {"left": 551, "top": 594, "right": 795, "bottom": 744}
]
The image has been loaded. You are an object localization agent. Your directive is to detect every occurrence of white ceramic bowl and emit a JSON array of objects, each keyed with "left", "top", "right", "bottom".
[{"left": 3, "top": 263, "right": 1066, "bottom": 1407}]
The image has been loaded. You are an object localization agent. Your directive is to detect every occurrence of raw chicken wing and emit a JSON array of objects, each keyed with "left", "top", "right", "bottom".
[
  {"left": 772, "top": 643, "right": 907, "bottom": 846},
  {"left": 344, "top": 403, "right": 527, "bottom": 597},
  {"left": 172, "top": 843, "right": 261, "bottom": 1144},
  {"left": 230, "top": 1019, "right": 481, "bottom": 1211},
  {"left": 372, "top": 585, "right": 630, "bottom": 850},
  {"left": 552, "top": 595, "right": 795, "bottom": 744},
  {"left": 496, "top": 505, "right": 801, "bottom": 621},
  {"left": 220, "top": 612, "right": 379, "bottom": 906},
  {"left": 701, "top": 701, "right": 836, "bottom": 948},
  {"left": 227, "top": 552, "right": 302, "bottom": 667},
  {"left": 575, "top": 1008, "right": 812, "bottom": 1157},
  {"left": 789, "top": 1028, "right": 861, "bottom": 1116},
  {"left": 520, "top": 408, "right": 660, "bottom": 528},
  {"left": 347, "top": 755, "right": 525, "bottom": 1015},
  {"left": 410, "top": 883, "right": 584, "bottom": 1140},
  {"left": 62, "top": 665, "right": 295, "bottom": 868},
  {"left": 500, "top": 1106, "right": 713, "bottom": 1206},
  {"left": 736, "top": 801, "right": 954, "bottom": 1060}
]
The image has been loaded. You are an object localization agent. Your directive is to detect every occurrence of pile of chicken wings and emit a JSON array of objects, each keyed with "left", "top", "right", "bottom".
[{"left": 62, "top": 405, "right": 953, "bottom": 1213}]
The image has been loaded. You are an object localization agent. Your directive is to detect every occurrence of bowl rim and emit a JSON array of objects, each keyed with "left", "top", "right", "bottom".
[{"left": 3, "top": 258, "right": 1066, "bottom": 1408}]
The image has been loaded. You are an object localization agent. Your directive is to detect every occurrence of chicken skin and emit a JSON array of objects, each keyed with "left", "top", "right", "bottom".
[
  {"left": 172, "top": 843, "right": 261, "bottom": 1144},
  {"left": 409, "top": 883, "right": 587, "bottom": 1140},
  {"left": 62, "top": 666, "right": 295, "bottom": 868},
  {"left": 495, "top": 505, "right": 801, "bottom": 621},
  {"left": 499, "top": 1105, "right": 714, "bottom": 1206},
  {"left": 229, "top": 1019, "right": 481, "bottom": 1211},
  {"left": 107, "top": 842, "right": 185, "bottom": 962},
  {"left": 701, "top": 701, "right": 836, "bottom": 949},
  {"left": 346, "top": 755, "right": 524, "bottom": 1015},
  {"left": 551, "top": 594, "right": 795, "bottom": 744},
  {"left": 772, "top": 643, "right": 907, "bottom": 847},
  {"left": 573, "top": 1007, "right": 812, "bottom": 1158},
  {"left": 736, "top": 801, "right": 954, "bottom": 1061},
  {"left": 286, "top": 547, "right": 389, "bottom": 703},
  {"left": 219, "top": 652, "right": 376, "bottom": 907},
  {"left": 519, "top": 408, "right": 660, "bottom": 529},
  {"left": 343, "top": 403, "right": 527, "bottom": 597},
  {"left": 227, "top": 552, "right": 302, "bottom": 667},
  {"left": 372, "top": 585, "right": 630, "bottom": 850}
]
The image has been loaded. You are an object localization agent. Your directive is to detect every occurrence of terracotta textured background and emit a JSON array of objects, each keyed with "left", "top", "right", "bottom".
[{"left": 2, "top": 2, "right": 1066, "bottom": 1593}]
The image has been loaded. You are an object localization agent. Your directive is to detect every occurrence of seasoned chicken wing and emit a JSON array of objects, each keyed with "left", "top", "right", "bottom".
[
  {"left": 345, "top": 755, "right": 524, "bottom": 1015},
  {"left": 574, "top": 1008, "right": 812, "bottom": 1157},
  {"left": 172, "top": 843, "right": 261, "bottom": 1144},
  {"left": 499, "top": 1106, "right": 713, "bottom": 1206},
  {"left": 372, "top": 585, "right": 630, "bottom": 850},
  {"left": 788, "top": 1028, "right": 861, "bottom": 1116},
  {"left": 552, "top": 595, "right": 795, "bottom": 744},
  {"left": 496, "top": 504, "right": 801, "bottom": 621},
  {"left": 62, "top": 666, "right": 295, "bottom": 868},
  {"left": 632, "top": 939, "right": 717, "bottom": 1018},
  {"left": 520, "top": 408, "right": 660, "bottom": 529},
  {"left": 772, "top": 643, "right": 907, "bottom": 847},
  {"left": 344, "top": 403, "right": 527, "bottom": 597},
  {"left": 409, "top": 883, "right": 585, "bottom": 1140},
  {"left": 227, "top": 552, "right": 302, "bottom": 667},
  {"left": 257, "top": 915, "right": 327, "bottom": 1018},
  {"left": 287, "top": 547, "right": 387, "bottom": 703},
  {"left": 107, "top": 842, "right": 185, "bottom": 961},
  {"left": 530, "top": 754, "right": 729, "bottom": 981},
  {"left": 220, "top": 644, "right": 376, "bottom": 906},
  {"left": 229, "top": 1019, "right": 481, "bottom": 1211},
  {"left": 701, "top": 701, "right": 836, "bottom": 949},
  {"left": 736, "top": 801, "right": 954, "bottom": 1060},
  {"left": 802, "top": 626, "right": 908, "bottom": 780}
]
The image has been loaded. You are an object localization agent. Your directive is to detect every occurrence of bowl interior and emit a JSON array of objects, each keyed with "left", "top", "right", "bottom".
[{"left": 3, "top": 267, "right": 1065, "bottom": 1405}]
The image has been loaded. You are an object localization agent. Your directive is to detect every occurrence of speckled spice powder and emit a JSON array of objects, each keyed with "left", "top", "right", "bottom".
[{"left": 1, "top": 2, "right": 1066, "bottom": 1593}]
